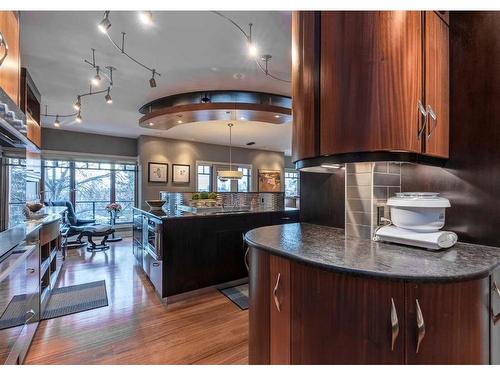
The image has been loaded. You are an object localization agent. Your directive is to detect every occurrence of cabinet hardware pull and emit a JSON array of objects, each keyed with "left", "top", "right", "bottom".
[
  {"left": 390, "top": 298, "right": 399, "bottom": 351},
  {"left": 244, "top": 247, "right": 250, "bottom": 272},
  {"left": 417, "top": 100, "right": 428, "bottom": 139},
  {"left": 25, "top": 309, "right": 36, "bottom": 324},
  {"left": 0, "top": 31, "right": 9, "bottom": 67},
  {"left": 273, "top": 273, "right": 281, "bottom": 312},
  {"left": 27, "top": 268, "right": 35, "bottom": 274},
  {"left": 426, "top": 105, "right": 438, "bottom": 139},
  {"left": 152, "top": 262, "right": 160, "bottom": 267},
  {"left": 416, "top": 299, "right": 426, "bottom": 353},
  {"left": 492, "top": 281, "right": 500, "bottom": 325}
]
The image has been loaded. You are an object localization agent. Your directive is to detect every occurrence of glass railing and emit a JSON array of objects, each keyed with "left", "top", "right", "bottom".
[{"left": 75, "top": 200, "right": 135, "bottom": 224}]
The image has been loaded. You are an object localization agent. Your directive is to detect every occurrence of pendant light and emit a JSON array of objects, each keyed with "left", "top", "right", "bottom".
[{"left": 218, "top": 123, "right": 243, "bottom": 181}]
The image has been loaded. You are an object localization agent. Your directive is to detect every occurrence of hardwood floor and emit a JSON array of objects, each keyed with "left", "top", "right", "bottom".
[{"left": 25, "top": 238, "right": 249, "bottom": 364}]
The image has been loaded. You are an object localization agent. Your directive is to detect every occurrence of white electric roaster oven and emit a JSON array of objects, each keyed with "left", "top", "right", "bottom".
[{"left": 374, "top": 192, "right": 458, "bottom": 250}]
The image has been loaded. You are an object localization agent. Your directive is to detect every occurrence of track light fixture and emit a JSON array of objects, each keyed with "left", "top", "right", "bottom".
[
  {"left": 91, "top": 66, "right": 101, "bottom": 86},
  {"left": 73, "top": 96, "right": 81, "bottom": 111},
  {"left": 105, "top": 88, "right": 112, "bottom": 104},
  {"left": 139, "top": 11, "right": 153, "bottom": 25},
  {"left": 75, "top": 111, "right": 82, "bottom": 123},
  {"left": 149, "top": 69, "right": 157, "bottom": 88},
  {"left": 98, "top": 11, "right": 111, "bottom": 33},
  {"left": 212, "top": 11, "right": 291, "bottom": 83},
  {"left": 98, "top": 14, "right": 161, "bottom": 88},
  {"left": 54, "top": 115, "right": 60, "bottom": 127}
]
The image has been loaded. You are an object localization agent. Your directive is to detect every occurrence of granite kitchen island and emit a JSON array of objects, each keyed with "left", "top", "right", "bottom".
[
  {"left": 132, "top": 192, "right": 299, "bottom": 303},
  {"left": 245, "top": 223, "right": 500, "bottom": 365}
]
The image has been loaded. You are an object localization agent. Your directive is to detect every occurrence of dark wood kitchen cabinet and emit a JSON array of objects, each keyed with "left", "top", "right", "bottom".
[
  {"left": 290, "top": 261, "right": 405, "bottom": 364},
  {"left": 320, "top": 11, "right": 422, "bottom": 157},
  {"left": 249, "top": 249, "right": 493, "bottom": 364},
  {"left": 0, "top": 11, "right": 20, "bottom": 105},
  {"left": 424, "top": 11, "right": 450, "bottom": 158},
  {"left": 291, "top": 11, "right": 319, "bottom": 162},
  {"left": 491, "top": 267, "right": 500, "bottom": 364},
  {"left": 292, "top": 11, "right": 450, "bottom": 165}
]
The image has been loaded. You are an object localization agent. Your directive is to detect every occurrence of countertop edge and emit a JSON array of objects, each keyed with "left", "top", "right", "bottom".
[{"left": 244, "top": 224, "right": 500, "bottom": 283}]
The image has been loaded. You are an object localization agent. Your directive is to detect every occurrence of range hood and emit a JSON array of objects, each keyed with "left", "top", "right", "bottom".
[{"left": 0, "top": 87, "right": 33, "bottom": 148}]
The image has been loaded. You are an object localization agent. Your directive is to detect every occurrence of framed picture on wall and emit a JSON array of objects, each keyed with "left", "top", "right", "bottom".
[
  {"left": 172, "top": 164, "right": 190, "bottom": 184},
  {"left": 258, "top": 169, "right": 282, "bottom": 192},
  {"left": 148, "top": 162, "right": 168, "bottom": 183}
]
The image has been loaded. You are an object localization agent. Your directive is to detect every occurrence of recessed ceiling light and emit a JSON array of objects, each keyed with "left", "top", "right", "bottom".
[
  {"left": 138, "top": 11, "right": 153, "bottom": 26},
  {"left": 233, "top": 73, "right": 246, "bottom": 80},
  {"left": 240, "top": 116, "right": 246, "bottom": 120},
  {"left": 177, "top": 120, "right": 183, "bottom": 124},
  {"left": 321, "top": 163, "right": 343, "bottom": 169},
  {"left": 274, "top": 114, "right": 281, "bottom": 118},
  {"left": 148, "top": 122, "right": 154, "bottom": 126},
  {"left": 246, "top": 141, "right": 256, "bottom": 146},
  {"left": 210, "top": 67, "right": 219, "bottom": 72}
]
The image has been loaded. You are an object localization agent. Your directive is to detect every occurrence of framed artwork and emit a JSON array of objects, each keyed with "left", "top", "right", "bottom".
[
  {"left": 258, "top": 169, "right": 282, "bottom": 192},
  {"left": 148, "top": 162, "right": 168, "bottom": 183},
  {"left": 172, "top": 164, "right": 190, "bottom": 184}
]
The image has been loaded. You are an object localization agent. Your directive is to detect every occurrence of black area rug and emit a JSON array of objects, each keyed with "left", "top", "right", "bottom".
[
  {"left": 42, "top": 280, "right": 108, "bottom": 320},
  {"left": 0, "top": 280, "right": 108, "bottom": 329},
  {"left": 219, "top": 283, "right": 249, "bottom": 310}
]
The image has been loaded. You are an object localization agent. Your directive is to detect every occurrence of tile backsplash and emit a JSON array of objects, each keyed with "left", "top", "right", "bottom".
[{"left": 345, "top": 162, "right": 401, "bottom": 239}]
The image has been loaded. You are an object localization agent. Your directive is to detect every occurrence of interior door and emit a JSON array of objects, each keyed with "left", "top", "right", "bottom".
[
  {"left": 424, "top": 11, "right": 450, "bottom": 158},
  {"left": 290, "top": 262, "right": 405, "bottom": 364},
  {"left": 405, "top": 279, "right": 489, "bottom": 364}
]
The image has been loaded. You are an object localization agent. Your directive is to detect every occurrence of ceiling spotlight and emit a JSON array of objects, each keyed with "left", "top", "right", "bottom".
[
  {"left": 54, "top": 115, "right": 60, "bottom": 127},
  {"left": 139, "top": 11, "right": 153, "bottom": 25},
  {"left": 73, "top": 96, "right": 81, "bottom": 111},
  {"left": 105, "top": 88, "right": 112, "bottom": 104},
  {"left": 177, "top": 120, "right": 183, "bottom": 124},
  {"left": 248, "top": 42, "right": 258, "bottom": 57},
  {"left": 76, "top": 112, "right": 82, "bottom": 123},
  {"left": 148, "top": 122, "right": 154, "bottom": 126},
  {"left": 149, "top": 69, "right": 157, "bottom": 88},
  {"left": 274, "top": 114, "right": 281, "bottom": 118},
  {"left": 98, "top": 11, "right": 111, "bottom": 33},
  {"left": 91, "top": 67, "right": 101, "bottom": 86}
]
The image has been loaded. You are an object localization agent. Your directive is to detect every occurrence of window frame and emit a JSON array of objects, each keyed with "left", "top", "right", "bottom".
[{"left": 195, "top": 160, "right": 253, "bottom": 192}]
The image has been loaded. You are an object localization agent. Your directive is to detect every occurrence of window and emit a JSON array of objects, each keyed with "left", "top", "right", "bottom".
[
  {"left": 43, "top": 160, "right": 71, "bottom": 202},
  {"left": 6, "top": 158, "right": 26, "bottom": 228},
  {"left": 285, "top": 170, "right": 299, "bottom": 197},
  {"left": 42, "top": 159, "right": 137, "bottom": 224},
  {"left": 197, "top": 165, "right": 212, "bottom": 192},
  {"left": 196, "top": 162, "right": 252, "bottom": 192},
  {"left": 237, "top": 167, "right": 251, "bottom": 192}
]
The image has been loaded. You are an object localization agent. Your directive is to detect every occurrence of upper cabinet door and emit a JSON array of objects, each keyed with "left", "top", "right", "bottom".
[
  {"left": 405, "top": 279, "right": 490, "bottom": 364},
  {"left": 290, "top": 262, "right": 405, "bottom": 364},
  {"left": 424, "top": 11, "right": 450, "bottom": 158},
  {"left": 291, "top": 12, "right": 320, "bottom": 163},
  {"left": 0, "top": 11, "right": 20, "bottom": 105},
  {"left": 320, "top": 11, "right": 423, "bottom": 155}
]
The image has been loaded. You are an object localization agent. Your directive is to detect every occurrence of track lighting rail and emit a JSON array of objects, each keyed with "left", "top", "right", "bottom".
[{"left": 211, "top": 11, "right": 291, "bottom": 84}]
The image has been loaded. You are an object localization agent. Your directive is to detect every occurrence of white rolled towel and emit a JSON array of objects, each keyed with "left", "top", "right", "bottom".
[{"left": 375, "top": 225, "right": 458, "bottom": 250}]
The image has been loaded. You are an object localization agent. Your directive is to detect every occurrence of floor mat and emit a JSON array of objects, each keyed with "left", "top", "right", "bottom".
[{"left": 218, "top": 283, "right": 249, "bottom": 310}]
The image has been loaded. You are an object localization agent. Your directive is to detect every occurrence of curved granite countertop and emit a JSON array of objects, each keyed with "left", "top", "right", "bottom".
[{"left": 244, "top": 223, "right": 500, "bottom": 282}]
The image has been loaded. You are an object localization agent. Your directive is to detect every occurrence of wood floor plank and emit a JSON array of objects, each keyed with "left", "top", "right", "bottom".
[{"left": 24, "top": 238, "right": 249, "bottom": 364}]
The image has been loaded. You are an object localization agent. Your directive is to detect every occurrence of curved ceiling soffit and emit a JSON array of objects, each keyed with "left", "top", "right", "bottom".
[{"left": 139, "top": 90, "right": 292, "bottom": 131}]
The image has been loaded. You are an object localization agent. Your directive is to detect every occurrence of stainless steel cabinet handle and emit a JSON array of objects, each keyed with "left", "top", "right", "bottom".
[
  {"left": 492, "top": 281, "right": 500, "bottom": 325},
  {"left": 417, "top": 100, "right": 428, "bottom": 139},
  {"left": 416, "top": 299, "right": 426, "bottom": 353},
  {"left": 426, "top": 105, "right": 438, "bottom": 139},
  {"left": 152, "top": 262, "right": 160, "bottom": 267},
  {"left": 25, "top": 309, "right": 36, "bottom": 323},
  {"left": 0, "top": 31, "right": 8, "bottom": 67},
  {"left": 27, "top": 268, "right": 35, "bottom": 274},
  {"left": 273, "top": 273, "right": 281, "bottom": 312},
  {"left": 244, "top": 247, "right": 250, "bottom": 272},
  {"left": 390, "top": 298, "right": 399, "bottom": 351}
]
